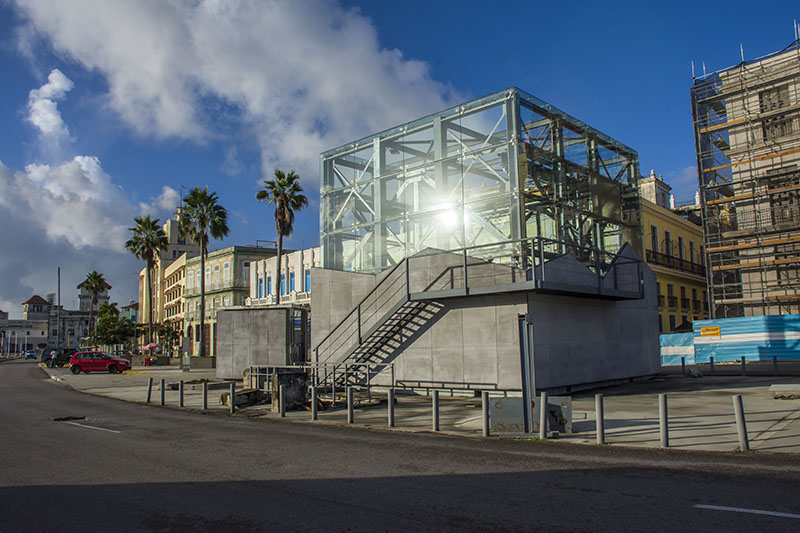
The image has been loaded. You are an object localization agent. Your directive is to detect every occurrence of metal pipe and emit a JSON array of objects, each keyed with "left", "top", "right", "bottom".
[
  {"left": 741, "top": 356, "right": 746, "bottom": 376},
  {"left": 732, "top": 394, "right": 750, "bottom": 451},
  {"left": 595, "top": 394, "right": 605, "bottom": 445},
  {"left": 311, "top": 386, "right": 318, "bottom": 420},
  {"left": 539, "top": 391, "right": 548, "bottom": 440},
  {"left": 432, "top": 390, "right": 439, "bottom": 432},
  {"left": 179, "top": 380, "right": 184, "bottom": 408},
  {"left": 202, "top": 381, "right": 208, "bottom": 410},
  {"left": 388, "top": 388, "right": 395, "bottom": 427},
  {"left": 482, "top": 391, "right": 490, "bottom": 437},
  {"left": 160, "top": 379, "right": 165, "bottom": 406},
  {"left": 146, "top": 377, "right": 153, "bottom": 404},
  {"left": 659, "top": 393, "right": 669, "bottom": 448},
  {"left": 229, "top": 382, "right": 235, "bottom": 414},
  {"left": 773, "top": 356, "right": 779, "bottom": 376},
  {"left": 279, "top": 384, "right": 286, "bottom": 417},
  {"left": 346, "top": 386, "right": 354, "bottom": 424},
  {"left": 681, "top": 357, "right": 686, "bottom": 377},
  {"left": 710, "top": 356, "right": 715, "bottom": 376}
]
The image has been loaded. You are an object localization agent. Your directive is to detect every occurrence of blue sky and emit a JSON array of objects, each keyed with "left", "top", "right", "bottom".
[{"left": 0, "top": 0, "right": 798, "bottom": 317}]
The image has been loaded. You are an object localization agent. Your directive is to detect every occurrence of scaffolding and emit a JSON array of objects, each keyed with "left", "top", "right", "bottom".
[{"left": 691, "top": 39, "right": 800, "bottom": 318}]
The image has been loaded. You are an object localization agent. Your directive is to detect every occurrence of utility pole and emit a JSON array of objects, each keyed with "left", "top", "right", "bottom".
[{"left": 57, "top": 267, "right": 62, "bottom": 349}]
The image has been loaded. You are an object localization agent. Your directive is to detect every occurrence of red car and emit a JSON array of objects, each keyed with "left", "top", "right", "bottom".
[{"left": 69, "top": 351, "right": 131, "bottom": 375}]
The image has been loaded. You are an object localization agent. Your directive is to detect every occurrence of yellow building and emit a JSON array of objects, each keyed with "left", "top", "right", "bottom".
[{"left": 640, "top": 172, "right": 709, "bottom": 332}]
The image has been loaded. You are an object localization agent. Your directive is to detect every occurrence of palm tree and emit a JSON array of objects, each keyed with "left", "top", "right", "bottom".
[
  {"left": 125, "top": 215, "right": 168, "bottom": 350},
  {"left": 98, "top": 301, "right": 119, "bottom": 319},
  {"left": 157, "top": 323, "right": 180, "bottom": 356},
  {"left": 256, "top": 169, "right": 308, "bottom": 305},
  {"left": 82, "top": 271, "right": 107, "bottom": 339},
  {"left": 178, "top": 186, "right": 229, "bottom": 357}
]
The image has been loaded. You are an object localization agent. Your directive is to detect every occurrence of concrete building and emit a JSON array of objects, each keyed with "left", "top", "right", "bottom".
[
  {"left": 137, "top": 217, "right": 201, "bottom": 345},
  {"left": 0, "top": 313, "right": 48, "bottom": 352},
  {"left": 77, "top": 280, "right": 110, "bottom": 312},
  {"left": 639, "top": 172, "right": 709, "bottom": 332},
  {"left": 312, "top": 87, "right": 658, "bottom": 395},
  {"left": 120, "top": 302, "right": 138, "bottom": 323},
  {"left": 162, "top": 253, "right": 188, "bottom": 337},
  {"left": 692, "top": 39, "right": 800, "bottom": 317},
  {"left": 184, "top": 245, "right": 278, "bottom": 356},
  {"left": 246, "top": 248, "right": 320, "bottom": 306}
]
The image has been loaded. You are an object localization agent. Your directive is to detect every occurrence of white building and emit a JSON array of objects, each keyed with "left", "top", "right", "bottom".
[{"left": 246, "top": 248, "right": 320, "bottom": 307}]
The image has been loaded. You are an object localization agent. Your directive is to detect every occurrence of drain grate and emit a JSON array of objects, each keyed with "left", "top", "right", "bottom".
[{"left": 52, "top": 416, "right": 86, "bottom": 422}]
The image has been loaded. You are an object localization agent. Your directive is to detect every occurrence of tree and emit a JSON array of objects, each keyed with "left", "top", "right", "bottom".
[
  {"left": 178, "top": 186, "right": 229, "bottom": 356},
  {"left": 157, "top": 323, "right": 180, "bottom": 355},
  {"left": 256, "top": 169, "right": 308, "bottom": 305},
  {"left": 125, "top": 215, "right": 168, "bottom": 350},
  {"left": 82, "top": 271, "right": 107, "bottom": 339}
]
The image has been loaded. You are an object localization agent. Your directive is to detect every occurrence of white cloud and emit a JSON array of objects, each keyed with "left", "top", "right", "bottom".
[
  {"left": 13, "top": 0, "right": 459, "bottom": 183},
  {"left": 139, "top": 185, "right": 180, "bottom": 216},
  {"left": 0, "top": 159, "right": 141, "bottom": 318},
  {"left": 26, "top": 68, "right": 74, "bottom": 160}
]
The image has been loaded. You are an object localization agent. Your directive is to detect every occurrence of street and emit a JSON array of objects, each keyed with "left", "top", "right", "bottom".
[{"left": 1, "top": 359, "right": 799, "bottom": 532}]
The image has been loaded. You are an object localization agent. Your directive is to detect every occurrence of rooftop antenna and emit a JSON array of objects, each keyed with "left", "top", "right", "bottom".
[
  {"left": 702, "top": 62, "right": 706, "bottom": 76},
  {"left": 795, "top": 20, "right": 799, "bottom": 41},
  {"left": 691, "top": 60, "right": 695, "bottom": 78},
  {"left": 740, "top": 43, "right": 745, "bottom": 62}
]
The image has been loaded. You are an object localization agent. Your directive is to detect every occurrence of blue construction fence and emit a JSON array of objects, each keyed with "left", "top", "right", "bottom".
[{"left": 660, "top": 314, "right": 800, "bottom": 366}]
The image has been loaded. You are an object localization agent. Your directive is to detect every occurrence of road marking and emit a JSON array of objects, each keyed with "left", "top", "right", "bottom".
[
  {"left": 694, "top": 504, "right": 800, "bottom": 519},
  {"left": 63, "top": 421, "right": 120, "bottom": 434}
]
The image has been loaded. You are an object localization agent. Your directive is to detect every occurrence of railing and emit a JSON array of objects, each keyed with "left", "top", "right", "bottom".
[
  {"left": 681, "top": 297, "right": 690, "bottom": 309},
  {"left": 185, "top": 279, "right": 248, "bottom": 296},
  {"left": 646, "top": 250, "right": 705, "bottom": 277},
  {"left": 247, "top": 291, "right": 311, "bottom": 306},
  {"left": 658, "top": 295, "right": 665, "bottom": 307},
  {"left": 692, "top": 299, "right": 701, "bottom": 311},
  {"left": 667, "top": 296, "right": 678, "bottom": 307}
]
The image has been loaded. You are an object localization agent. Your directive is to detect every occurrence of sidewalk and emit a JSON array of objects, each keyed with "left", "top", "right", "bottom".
[{"left": 39, "top": 362, "right": 800, "bottom": 454}]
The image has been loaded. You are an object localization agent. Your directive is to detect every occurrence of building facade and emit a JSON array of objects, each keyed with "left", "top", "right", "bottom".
[
  {"left": 137, "top": 218, "right": 201, "bottom": 344},
  {"left": 692, "top": 39, "right": 800, "bottom": 317},
  {"left": 162, "top": 253, "right": 188, "bottom": 337},
  {"left": 246, "top": 248, "right": 320, "bottom": 307},
  {"left": 639, "top": 174, "right": 709, "bottom": 331},
  {"left": 184, "top": 245, "right": 278, "bottom": 356}
]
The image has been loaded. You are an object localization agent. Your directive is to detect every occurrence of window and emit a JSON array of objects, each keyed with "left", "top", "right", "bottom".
[
  {"left": 763, "top": 116, "right": 795, "bottom": 141},
  {"left": 280, "top": 274, "right": 285, "bottom": 295},
  {"left": 658, "top": 314, "right": 663, "bottom": 333},
  {"left": 205, "top": 266, "right": 211, "bottom": 285},
  {"left": 681, "top": 315, "right": 689, "bottom": 324},
  {"left": 650, "top": 225, "right": 658, "bottom": 252},
  {"left": 187, "top": 272, "right": 194, "bottom": 289},
  {"left": 223, "top": 261, "right": 231, "bottom": 282},
  {"left": 664, "top": 230, "right": 672, "bottom": 255},
  {"left": 267, "top": 276, "right": 272, "bottom": 295},
  {"left": 689, "top": 242, "right": 695, "bottom": 264},
  {"left": 223, "top": 296, "right": 230, "bottom": 307},
  {"left": 678, "top": 236, "right": 684, "bottom": 260},
  {"left": 195, "top": 324, "right": 201, "bottom": 341},
  {"left": 305, "top": 268, "right": 311, "bottom": 292},
  {"left": 242, "top": 261, "right": 251, "bottom": 285},
  {"left": 289, "top": 271, "right": 295, "bottom": 292},
  {"left": 196, "top": 269, "right": 201, "bottom": 288},
  {"left": 759, "top": 85, "right": 789, "bottom": 113},
  {"left": 667, "top": 284, "right": 674, "bottom": 297},
  {"left": 669, "top": 315, "right": 676, "bottom": 331},
  {"left": 258, "top": 278, "right": 264, "bottom": 298},
  {"left": 213, "top": 264, "right": 220, "bottom": 284},
  {"left": 213, "top": 297, "right": 219, "bottom": 309}
]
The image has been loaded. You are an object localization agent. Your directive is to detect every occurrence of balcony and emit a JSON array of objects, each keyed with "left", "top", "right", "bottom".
[
  {"left": 245, "top": 291, "right": 311, "bottom": 306},
  {"left": 680, "top": 297, "right": 690, "bottom": 309},
  {"left": 667, "top": 296, "right": 678, "bottom": 308},
  {"left": 692, "top": 299, "right": 701, "bottom": 311},
  {"left": 646, "top": 250, "right": 705, "bottom": 277},
  {"left": 658, "top": 295, "right": 665, "bottom": 307},
  {"left": 185, "top": 279, "right": 248, "bottom": 296}
]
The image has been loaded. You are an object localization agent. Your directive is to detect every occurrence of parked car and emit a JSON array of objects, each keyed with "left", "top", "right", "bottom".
[
  {"left": 42, "top": 348, "right": 78, "bottom": 368},
  {"left": 24, "top": 349, "right": 37, "bottom": 360},
  {"left": 69, "top": 351, "right": 132, "bottom": 375}
]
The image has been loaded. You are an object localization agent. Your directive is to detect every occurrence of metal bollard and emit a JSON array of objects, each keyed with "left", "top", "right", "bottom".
[
  {"left": 346, "top": 387, "right": 354, "bottom": 424},
  {"left": 160, "top": 379, "right": 165, "bottom": 406},
  {"left": 279, "top": 384, "right": 286, "bottom": 418},
  {"left": 311, "top": 386, "right": 318, "bottom": 420},
  {"left": 202, "top": 381, "right": 208, "bottom": 410},
  {"left": 741, "top": 356, "right": 746, "bottom": 376},
  {"left": 179, "top": 380, "right": 184, "bottom": 408},
  {"left": 732, "top": 394, "right": 749, "bottom": 451},
  {"left": 659, "top": 393, "right": 669, "bottom": 448},
  {"left": 681, "top": 356, "right": 686, "bottom": 376},
  {"left": 432, "top": 390, "right": 440, "bottom": 431},
  {"left": 481, "top": 391, "right": 490, "bottom": 437},
  {"left": 539, "top": 391, "right": 548, "bottom": 440},
  {"left": 710, "top": 356, "right": 715, "bottom": 376},
  {"left": 773, "top": 356, "right": 779, "bottom": 376},
  {"left": 388, "top": 388, "right": 395, "bottom": 428},
  {"left": 146, "top": 377, "right": 153, "bottom": 403},
  {"left": 229, "top": 382, "right": 235, "bottom": 414},
  {"left": 595, "top": 394, "right": 605, "bottom": 445}
]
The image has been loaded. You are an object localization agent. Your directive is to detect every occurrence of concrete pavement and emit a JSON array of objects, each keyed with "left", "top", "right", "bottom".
[{"left": 39, "top": 360, "right": 800, "bottom": 454}]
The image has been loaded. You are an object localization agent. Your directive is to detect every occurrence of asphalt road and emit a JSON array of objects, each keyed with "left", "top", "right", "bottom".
[{"left": 2, "top": 359, "right": 800, "bottom": 532}]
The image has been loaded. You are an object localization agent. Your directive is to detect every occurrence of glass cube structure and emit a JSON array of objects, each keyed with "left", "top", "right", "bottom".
[{"left": 320, "top": 87, "right": 642, "bottom": 273}]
